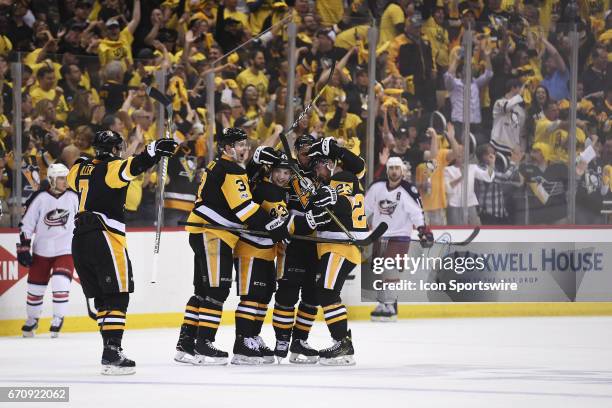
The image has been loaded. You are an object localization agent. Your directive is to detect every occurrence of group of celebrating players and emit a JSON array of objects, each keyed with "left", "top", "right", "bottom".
[{"left": 18, "top": 122, "right": 406, "bottom": 375}]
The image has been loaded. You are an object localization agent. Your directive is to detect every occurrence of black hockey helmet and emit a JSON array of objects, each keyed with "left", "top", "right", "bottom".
[
  {"left": 219, "top": 127, "right": 247, "bottom": 147},
  {"left": 93, "top": 130, "right": 124, "bottom": 157},
  {"left": 294, "top": 134, "right": 315, "bottom": 152}
]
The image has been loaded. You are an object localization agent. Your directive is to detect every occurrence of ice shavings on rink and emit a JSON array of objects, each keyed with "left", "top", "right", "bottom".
[{"left": 1, "top": 317, "right": 611, "bottom": 408}]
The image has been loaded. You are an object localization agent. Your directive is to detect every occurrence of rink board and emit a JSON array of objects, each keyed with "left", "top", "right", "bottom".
[{"left": 1, "top": 227, "right": 612, "bottom": 336}]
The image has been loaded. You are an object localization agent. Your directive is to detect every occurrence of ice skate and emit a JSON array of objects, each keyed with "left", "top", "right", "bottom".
[
  {"left": 22, "top": 318, "right": 39, "bottom": 338},
  {"left": 174, "top": 336, "right": 196, "bottom": 364},
  {"left": 101, "top": 344, "right": 136, "bottom": 375},
  {"left": 274, "top": 335, "right": 290, "bottom": 363},
  {"left": 254, "top": 336, "right": 275, "bottom": 364},
  {"left": 289, "top": 339, "right": 319, "bottom": 364},
  {"left": 49, "top": 316, "right": 64, "bottom": 338},
  {"left": 319, "top": 330, "right": 355, "bottom": 366},
  {"left": 192, "top": 339, "right": 228, "bottom": 366},
  {"left": 371, "top": 302, "right": 397, "bottom": 322},
  {"left": 231, "top": 335, "right": 264, "bottom": 365}
]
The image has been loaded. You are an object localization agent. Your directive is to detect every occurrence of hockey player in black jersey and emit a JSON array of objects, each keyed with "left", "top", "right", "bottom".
[
  {"left": 68, "top": 130, "right": 178, "bottom": 375},
  {"left": 270, "top": 135, "right": 367, "bottom": 364},
  {"left": 232, "top": 157, "right": 331, "bottom": 364},
  {"left": 175, "top": 128, "right": 295, "bottom": 366},
  {"left": 309, "top": 152, "right": 370, "bottom": 366}
]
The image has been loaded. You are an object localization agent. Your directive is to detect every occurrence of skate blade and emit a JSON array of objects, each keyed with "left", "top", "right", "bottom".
[
  {"left": 101, "top": 365, "right": 136, "bottom": 375},
  {"left": 192, "top": 355, "right": 228, "bottom": 366},
  {"left": 262, "top": 355, "right": 275, "bottom": 364},
  {"left": 174, "top": 351, "right": 196, "bottom": 364},
  {"left": 319, "top": 355, "right": 356, "bottom": 366},
  {"left": 275, "top": 356, "right": 286, "bottom": 364},
  {"left": 50, "top": 332, "right": 59, "bottom": 338},
  {"left": 289, "top": 353, "right": 319, "bottom": 364},
  {"left": 378, "top": 316, "right": 397, "bottom": 322},
  {"left": 231, "top": 355, "right": 264, "bottom": 365},
  {"left": 22, "top": 331, "right": 35, "bottom": 338}
]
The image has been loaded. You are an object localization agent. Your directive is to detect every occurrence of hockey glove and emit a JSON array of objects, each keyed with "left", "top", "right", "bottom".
[
  {"left": 253, "top": 146, "right": 286, "bottom": 166},
  {"left": 146, "top": 139, "right": 179, "bottom": 161},
  {"left": 417, "top": 225, "right": 434, "bottom": 248},
  {"left": 311, "top": 185, "right": 338, "bottom": 208},
  {"left": 265, "top": 217, "right": 291, "bottom": 244},
  {"left": 307, "top": 137, "right": 340, "bottom": 159},
  {"left": 16, "top": 240, "right": 32, "bottom": 267},
  {"left": 305, "top": 207, "right": 332, "bottom": 230}
]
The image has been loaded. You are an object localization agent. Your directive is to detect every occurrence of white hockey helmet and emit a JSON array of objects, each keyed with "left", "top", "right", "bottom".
[{"left": 47, "top": 163, "right": 69, "bottom": 180}]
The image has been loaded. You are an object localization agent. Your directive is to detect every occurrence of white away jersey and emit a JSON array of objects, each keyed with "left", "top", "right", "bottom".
[
  {"left": 20, "top": 189, "right": 79, "bottom": 257},
  {"left": 364, "top": 180, "right": 425, "bottom": 237}
]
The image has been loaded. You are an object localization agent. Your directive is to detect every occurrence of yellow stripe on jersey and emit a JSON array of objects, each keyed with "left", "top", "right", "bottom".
[
  {"left": 318, "top": 243, "right": 361, "bottom": 265},
  {"left": 203, "top": 233, "right": 221, "bottom": 287},
  {"left": 234, "top": 240, "right": 276, "bottom": 261},
  {"left": 325, "top": 253, "right": 344, "bottom": 290},
  {"left": 238, "top": 257, "right": 253, "bottom": 295},
  {"left": 105, "top": 157, "right": 135, "bottom": 188},
  {"left": 67, "top": 163, "right": 79, "bottom": 191},
  {"left": 103, "top": 231, "right": 129, "bottom": 292}
]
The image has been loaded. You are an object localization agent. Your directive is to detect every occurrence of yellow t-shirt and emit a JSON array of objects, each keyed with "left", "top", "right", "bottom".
[
  {"left": 236, "top": 68, "right": 269, "bottom": 96},
  {"left": 98, "top": 28, "right": 134, "bottom": 70},
  {"left": 335, "top": 25, "right": 370, "bottom": 50},
  {"left": 247, "top": 0, "right": 274, "bottom": 34},
  {"left": 29, "top": 87, "right": 70, "bottom": 122},
  {"left": 0, "top": 35, "right": 12, "bottom": 57},
  {"left": 379, "top": 3, "right": 405, "bottom": 46},
  {"left": 422, "top": 17, "right": 450, "bottom": 68},
  {"left": 535, "top": 118, "right": 586, "bottom": 163},
  {"left": 316, "top": 0, "right": 344, "bottom": 27},
  {"left": 324, "top": 112, "right": 362, "bottom": 155},
  {"left": 125, "top": 174, "right": 144, "bottom": 211},
  {"left": 224, "top": 8, "right": 250, "bottom": 32},
  {"left": 416, "top": 149, "right": 450, "bottom": 211}
]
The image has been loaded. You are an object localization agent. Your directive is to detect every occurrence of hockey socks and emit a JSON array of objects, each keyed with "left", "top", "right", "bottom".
[
  {"left": 322, "top": 303, "right": 348, "bottom": 341},
  {"left": 51, "top": 273, "right": 71, "bottom": 319},
  {"left": 293, "top": 302, "right": 317, "bottom": 340},
  {"left": 197, "top": 300, "right": 223, "bottom": 341},
  {"left": 235, "top": 300, "right": 258, "bottom": 337},
  {"left": 26, "top": 283, "right": 46, "bottom": 321},
  {"left": 253, "top": 303, "right": 268, "bottom": 335},
  {"left": 272, "top": 303, "right": 295, "bottom": 339},
  {"left": 97, "top": 310, "right": 126, "bottom": 342}
]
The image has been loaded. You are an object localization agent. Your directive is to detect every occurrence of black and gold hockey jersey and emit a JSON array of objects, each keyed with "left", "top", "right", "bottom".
[
  {"left": 163, "top": 141, "right": 200, "bottom": 212},
  {"left": 235, "top": 180, "right": 315, "bottom": 261},
  {"left": 67, "top": 155, "right": 143, "bottom": 249},
  {"left": 316, "top": 170, "right": 368, "bottom": 265},
  {"left": 185, "top": 154, "right": 273, "bottom": 248}
]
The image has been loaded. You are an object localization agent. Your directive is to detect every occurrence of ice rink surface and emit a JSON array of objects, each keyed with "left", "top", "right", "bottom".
[{"left": 1, "top": 316, "right": 611, "bottom": 408}]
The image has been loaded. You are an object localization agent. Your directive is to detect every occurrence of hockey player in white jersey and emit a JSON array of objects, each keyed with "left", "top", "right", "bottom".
[
  {"left": 364, "top": 157, "right": 433, "bottom": 321},
  {"left": 17, "top": 163, "right": 79, "bottom": 337}
]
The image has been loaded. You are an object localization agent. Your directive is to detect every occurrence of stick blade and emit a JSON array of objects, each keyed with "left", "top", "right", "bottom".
[
  {"left": 146, "top": 86, "right": 172, "bottom": 108},
  {"left": 356, "top": 222, "right": 388, "bottom": 246},
  {"left": 453, "top": 226, "right": 480, "bottom": 246}
]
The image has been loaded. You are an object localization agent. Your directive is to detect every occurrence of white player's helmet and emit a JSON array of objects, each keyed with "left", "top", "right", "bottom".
[{"left": 47, "top": 163, "right": 69, "bottom": 180}]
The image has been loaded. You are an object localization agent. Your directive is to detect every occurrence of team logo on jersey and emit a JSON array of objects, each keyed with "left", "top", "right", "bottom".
[
  {"left": 179, "top": 156, "right": 197, "bottom": 182},
  {"left": 43, "top": 209, "right": 70, "bottom": 228},
  {"left": 379, "top": 199, "right": 398, "bottom": 216}
]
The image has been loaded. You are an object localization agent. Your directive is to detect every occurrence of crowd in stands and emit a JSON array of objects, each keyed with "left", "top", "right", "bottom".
[{"left": 0, "top": 0, "right": 610, "bottom": 227}]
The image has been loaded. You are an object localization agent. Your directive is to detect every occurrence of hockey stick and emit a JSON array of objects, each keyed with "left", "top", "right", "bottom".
[
  {"left": 179, "top": 221, "right": 388, "bottom": 247},
  {"left": 411, "top": 226, "right": 481, "bottom": 250},
  {"left": 277, "top": 61, "right": 357, "bottom": 241},
  {"left": 146, "top": 86, "right": 174, "bottom": 283}
]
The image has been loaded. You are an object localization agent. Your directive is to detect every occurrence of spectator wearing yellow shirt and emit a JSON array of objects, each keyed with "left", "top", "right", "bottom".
[
  {"left": 324, "top": 99, "right": 363, "bottom": 156},
  {"left": 415, "top": 124, "right": 461, "bottom": 226},
  {"left": 131, "top": 109, "right": 158, "bottom": 144},
  {"left": 29, "top": 67, "right": 70, "bottom": 123},
  {"left": 97, "top": 0, "right": 141, "bottom": 70},
  {"left": 236, "top": 49, "right": 270, "bottom": 98},
  {"left": 316, "top": 0, "right": 344, "bottom": 27},
  {"left": 378, "top": 0, "right": 407, "bottom": 47},
  {"left": 224, "top": 0, "right": 251, "bottom": 32}
]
